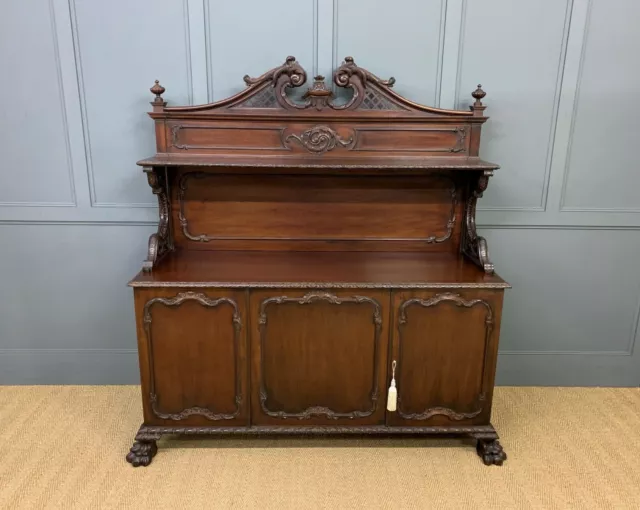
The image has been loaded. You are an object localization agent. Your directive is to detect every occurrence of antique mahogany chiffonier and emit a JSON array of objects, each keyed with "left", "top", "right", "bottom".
[{"left": 126, "top": 56, "right": 510, "bottom": 467}]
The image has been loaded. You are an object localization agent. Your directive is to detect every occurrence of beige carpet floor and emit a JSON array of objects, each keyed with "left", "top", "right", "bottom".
[{"left": 0, "top": 387, "right": 639, "bottom": 509}]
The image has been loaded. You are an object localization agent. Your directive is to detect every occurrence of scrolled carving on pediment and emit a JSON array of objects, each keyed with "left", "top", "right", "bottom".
[
  {"left": 157, "top": 56, "right": 486, "bottom": 116},
  {"left": 331, "top": 56, "right": 403, "bottom": 111}
]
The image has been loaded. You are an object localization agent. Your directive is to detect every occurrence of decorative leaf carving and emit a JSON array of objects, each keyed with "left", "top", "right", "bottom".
[
  {"left": 463, "top": 170, "right": 495, "bottom": 273},
  {"left": 142, "top": 167, "right": 172, "bottom": 272},
  {"left": 285, "top": 126, "right": 354, "bottom": 154}
]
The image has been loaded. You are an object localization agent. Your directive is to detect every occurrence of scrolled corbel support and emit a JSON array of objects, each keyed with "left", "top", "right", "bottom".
[
  {"left": 142, "top": 166, "right": 173, "bottom": 272},
  {"left": 462, "top": 170, "right": 495, "bottom": 274}
]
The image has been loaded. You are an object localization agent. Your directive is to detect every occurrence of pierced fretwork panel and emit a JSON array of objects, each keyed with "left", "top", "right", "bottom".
[
  {"left": 359, "top": 88, "right": 405, "bottom": 111},
  {"left": 235, "top": 86, "right": 279, "bottom": 109}
]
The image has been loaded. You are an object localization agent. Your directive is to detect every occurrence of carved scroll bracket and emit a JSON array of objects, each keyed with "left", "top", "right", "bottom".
[
  {"left": 142, "top": 167, "right": 173, "bottom": 272},
  {"left": 462, "top": 170, "right": 495, "bottom": 274}
]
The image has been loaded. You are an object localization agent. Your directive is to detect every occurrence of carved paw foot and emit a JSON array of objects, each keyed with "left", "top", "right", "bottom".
[
  {"left": 126, "top": 440, "right": 158, "bottom": 467},
  {"left": 476, "top": 439, "right": 507, "bottom": 466}
]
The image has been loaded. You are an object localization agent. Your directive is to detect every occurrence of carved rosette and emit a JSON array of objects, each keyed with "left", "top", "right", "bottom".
[
  {"left": 396, "top": 293, "right": 493, "bottom": 421},
  {"left": 143, "top": 292, "right": 243, "bottom": 421},
  {"left": 285, "top": 126, "right": 354, "bottom": 154},
  {"left": 258, "top": 291, "right": 382, "bottom": 420},
  {"left": 462, "top": 170, "right": 495, "bottom": 274},
  {"left": 142, "top": 167, "right": 173, "bottom": 272}
]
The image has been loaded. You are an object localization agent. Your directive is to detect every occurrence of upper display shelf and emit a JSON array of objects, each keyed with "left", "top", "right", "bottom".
[{"left": 139, "top": 56, "right": 496, "bottom": 167}]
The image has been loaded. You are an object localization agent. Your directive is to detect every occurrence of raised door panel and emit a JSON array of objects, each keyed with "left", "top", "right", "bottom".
[
  {"left": 134, "top": 288, "right": 248, "bottom": 426},
  {"left": 387, "top": 290, "right": 504, "bottom": 426},
  {"left": 250, "top": 290, "right": 390, "bottom": 426}
]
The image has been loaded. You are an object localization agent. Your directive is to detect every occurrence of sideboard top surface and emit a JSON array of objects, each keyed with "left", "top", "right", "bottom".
[
  {"left": 137, "top": 154, "right": 499, "bottom": 170},
  {"left": 130, "top": 250, "right": 509, "bottom": 289}
]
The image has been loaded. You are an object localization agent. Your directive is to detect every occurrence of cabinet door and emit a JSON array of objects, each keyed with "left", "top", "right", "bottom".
[
  {"left": 250, "top": 290, "right": 390, "bottom": 426},
  {"left": 134, "top": 288, "right": 248, "bottom": 426},
  {"left": 387, "top": 290, "right": 504, "bottom": 427}
]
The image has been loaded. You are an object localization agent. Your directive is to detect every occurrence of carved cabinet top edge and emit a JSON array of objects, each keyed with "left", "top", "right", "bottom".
[{"left": 149, "top": 56, "right": 488, "bottom": 118}]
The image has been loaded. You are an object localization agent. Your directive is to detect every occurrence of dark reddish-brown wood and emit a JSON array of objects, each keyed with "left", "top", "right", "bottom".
[
  {"left": 126, "top": 57, "right": 508, "bottom": 468},
  {"left": 387, "top": 290, "right": 504, "bottom": 428},
  {"left": 249, "top": 289, "right": 390, "bottom": 426}
]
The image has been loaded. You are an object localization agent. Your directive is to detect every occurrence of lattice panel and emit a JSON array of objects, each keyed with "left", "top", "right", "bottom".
[
  {"left": 235, "top": 86, "right": 279, "bottom": 108},
  {"left": 360, "top": 88, "right": 404, "bottom": 110}
]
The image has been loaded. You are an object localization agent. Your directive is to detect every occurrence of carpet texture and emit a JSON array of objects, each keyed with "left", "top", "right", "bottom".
[{"left": 0, "top": 386, "right": 639, "bottom": 509}]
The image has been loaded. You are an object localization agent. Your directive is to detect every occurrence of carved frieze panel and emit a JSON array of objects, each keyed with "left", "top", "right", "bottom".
[
  {"left": 284, "top": 126, "right": 354, "bottom": 154},
  {"left": 170, "top": 125, "right": 289, "bottom": 151}
]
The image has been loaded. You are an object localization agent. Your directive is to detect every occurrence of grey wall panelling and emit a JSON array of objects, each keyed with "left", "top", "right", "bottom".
[{"left": 1, "top": 0, "right": 639, "bottom": 385}]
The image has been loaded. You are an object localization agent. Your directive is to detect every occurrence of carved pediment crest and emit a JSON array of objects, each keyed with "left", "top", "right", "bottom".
[{"left": 154, "top": 56, "right": 486, "bottom": 116}]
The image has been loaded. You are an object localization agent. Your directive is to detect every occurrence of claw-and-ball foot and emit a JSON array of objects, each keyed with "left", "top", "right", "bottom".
[
  {"left": 126, "top": 440, "right": 158, "bottom": 467},
  {"left": 476, "top": 439, "right": 507, "bottom": 466}
]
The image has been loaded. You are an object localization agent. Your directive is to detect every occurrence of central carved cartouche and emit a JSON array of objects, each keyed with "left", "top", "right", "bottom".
[{"left": 285, "top": 126, "right": 354, "bottom": 154}]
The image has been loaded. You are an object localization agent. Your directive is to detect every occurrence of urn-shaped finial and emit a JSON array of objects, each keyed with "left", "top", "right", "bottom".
[
  {"left": 472, "top": 84, "right": 486, "bottom": 106},
  {"left": 150, "top": 80, "right": 166, "bottom": 104}
]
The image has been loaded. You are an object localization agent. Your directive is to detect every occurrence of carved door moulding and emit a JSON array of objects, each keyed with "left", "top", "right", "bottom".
[
  {"left": 396, "top": 292, "right": 494, "bottom": 421},
  {"left": 257, "top": 291, "right": 382, "bottom": 420},
  {"left": 177, "top": 171, "right": 458, "bottom": 245},
  {"left": 143, "top": 291, "right": 243, "bottom": 421}
]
